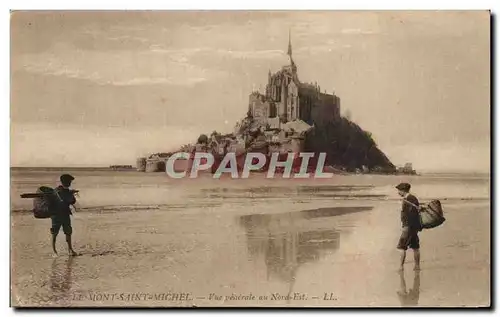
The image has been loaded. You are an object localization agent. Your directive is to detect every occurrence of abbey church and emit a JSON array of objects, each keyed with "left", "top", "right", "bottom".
[
  {"left": 139, "top": 33, "right": 396, "bottom": 174},
  {"left": 249, "top": 32, "right": 341, "bottom": 129}
]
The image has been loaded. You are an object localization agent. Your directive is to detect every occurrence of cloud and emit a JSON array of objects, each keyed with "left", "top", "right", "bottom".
[
  {"left": 149, "top": 44, "right": 351, "bottom": 62},
  {"left": 15, "top": 43, "right": 226, "bottom": 87},
  {"left": 290, "top": 12, "right": 381, "bottom": 37},
  {"left": 111, "top": 77, "right": 208, "bottom": 86},
  {"left": 340, "top": 28, "right": 376, "bottom": 35},
  {"left": 215, "top": 49, "right": 285, "bottom": 59},
  {"left": 106, "top": 35, "right": 150, "bottom": 44},
  {"left": 81, "top": 24, "right": 149, "bottom": 37},
  {"left": 149, "top": 46, "right": 286, "bottom": 60},
  {"left": 293, "top": 38, "right": 352, "bottom": 55}
]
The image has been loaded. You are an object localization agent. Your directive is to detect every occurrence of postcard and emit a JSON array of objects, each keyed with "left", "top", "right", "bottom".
[{"left": 10, "top": 10, "right": 491, "bottom": 307}]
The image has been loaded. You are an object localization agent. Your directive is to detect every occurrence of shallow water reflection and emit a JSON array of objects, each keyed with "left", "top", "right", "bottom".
[
  {"left": 49, "top": 257, "right": 75, "bottom": 305},
  {"left": 239, "top": 206, "right": 373, "bottom": 288},
  {"left": 397, "top": 270, "right": 421, "bottom": 307}
]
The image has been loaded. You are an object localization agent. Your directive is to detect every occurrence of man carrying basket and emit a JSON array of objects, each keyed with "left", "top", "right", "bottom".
[
  {"left": 51, "top": 174, "right": 78, "bottom": 257},
  {"left": 396, "top": 182, "right": 421, "bottom": 272}
]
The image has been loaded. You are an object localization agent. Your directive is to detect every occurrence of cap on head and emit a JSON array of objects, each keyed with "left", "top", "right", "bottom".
[
  {"left": 395, "top": 182, "right": 411, "bottom": 192},
  {"left": 60, "top": 174, "right": 75, "bottom": 183}
]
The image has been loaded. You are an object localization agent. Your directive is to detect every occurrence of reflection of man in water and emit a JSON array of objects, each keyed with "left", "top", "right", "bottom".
[
  {"left": 50, "top": 256, "right": 74, "bottom": 302},
  {"left": 397, "top": 270, "right": 420, "bottom": 306}
]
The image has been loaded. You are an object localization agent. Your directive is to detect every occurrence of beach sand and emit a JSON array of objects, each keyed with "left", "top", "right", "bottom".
[{"left": 10, "top": 171, "right": 490, "bottom": 307}]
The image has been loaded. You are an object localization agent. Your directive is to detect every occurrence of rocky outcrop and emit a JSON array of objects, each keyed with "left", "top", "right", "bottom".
[{"left": 304, "top": 117, "right": 395, "bottom": 173}]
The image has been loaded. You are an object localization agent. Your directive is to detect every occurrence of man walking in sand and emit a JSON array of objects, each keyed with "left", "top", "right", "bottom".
[
  {"left": 396, "top": 182, "right": 421, "bottom": 271},
  {"left": 51, "top": 174, "right": 78, "bottom": 257}
]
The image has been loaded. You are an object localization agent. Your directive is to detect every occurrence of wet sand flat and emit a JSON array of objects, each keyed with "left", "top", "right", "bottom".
[{"left": 11, "top": 197, "right": 490, "bottom": 307}]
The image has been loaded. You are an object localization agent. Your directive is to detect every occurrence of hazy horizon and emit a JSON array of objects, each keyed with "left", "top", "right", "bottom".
[
  {"left": 10, "top": 11, "right": 491, "bottom": 172},
  {"left": 9, "top": 165, "right": 491, "bottom": 175}
]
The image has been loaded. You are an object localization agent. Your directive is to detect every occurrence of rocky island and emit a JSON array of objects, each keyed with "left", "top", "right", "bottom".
[{"left": 137, "top": 35, "right": 402, "bottom": 175}]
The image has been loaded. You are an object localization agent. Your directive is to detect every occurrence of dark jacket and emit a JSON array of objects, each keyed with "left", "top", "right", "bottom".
[
  {"left": 55, "top": 185, "right": 76, "bottom": 216},
  {"left": 401, "top": 194, "right": 421, "bottom": 230}
]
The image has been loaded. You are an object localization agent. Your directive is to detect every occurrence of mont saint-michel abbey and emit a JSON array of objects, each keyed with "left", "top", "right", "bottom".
[{"left": 249, "top": 33, "right": 341, "bottom": 128}]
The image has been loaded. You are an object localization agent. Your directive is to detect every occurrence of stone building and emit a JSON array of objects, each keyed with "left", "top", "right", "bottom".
[{"left": 249, "top": 32, "right": 341, "bottom": 127}]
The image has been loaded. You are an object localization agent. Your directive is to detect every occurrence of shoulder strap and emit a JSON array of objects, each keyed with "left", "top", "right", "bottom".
[
  {"left": 54, "top": 188, "right": 63, "bottom": 202},
  {"left": 403, "top": 199, "right": 421, "bottom": 210}
]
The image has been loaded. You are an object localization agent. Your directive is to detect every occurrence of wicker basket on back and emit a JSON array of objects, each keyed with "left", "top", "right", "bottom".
[
  {"left": 32, "top": 186, "right": 61, "bottom": 219},
  {"left": 419, "top": 200, "right": 446, "bottom": 229}
]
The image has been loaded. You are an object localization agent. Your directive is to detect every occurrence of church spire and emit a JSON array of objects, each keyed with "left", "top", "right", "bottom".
[
  {"left": 287, "top": 28, "right": 292, "bottom": 58},
  {"left": 287, "top": 28, "right": 297, "bottom": 74}
]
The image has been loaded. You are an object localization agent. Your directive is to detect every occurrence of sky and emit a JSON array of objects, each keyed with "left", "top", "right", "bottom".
[{"left": 10, "top": 11, "right": 490, "bottom": 172}]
